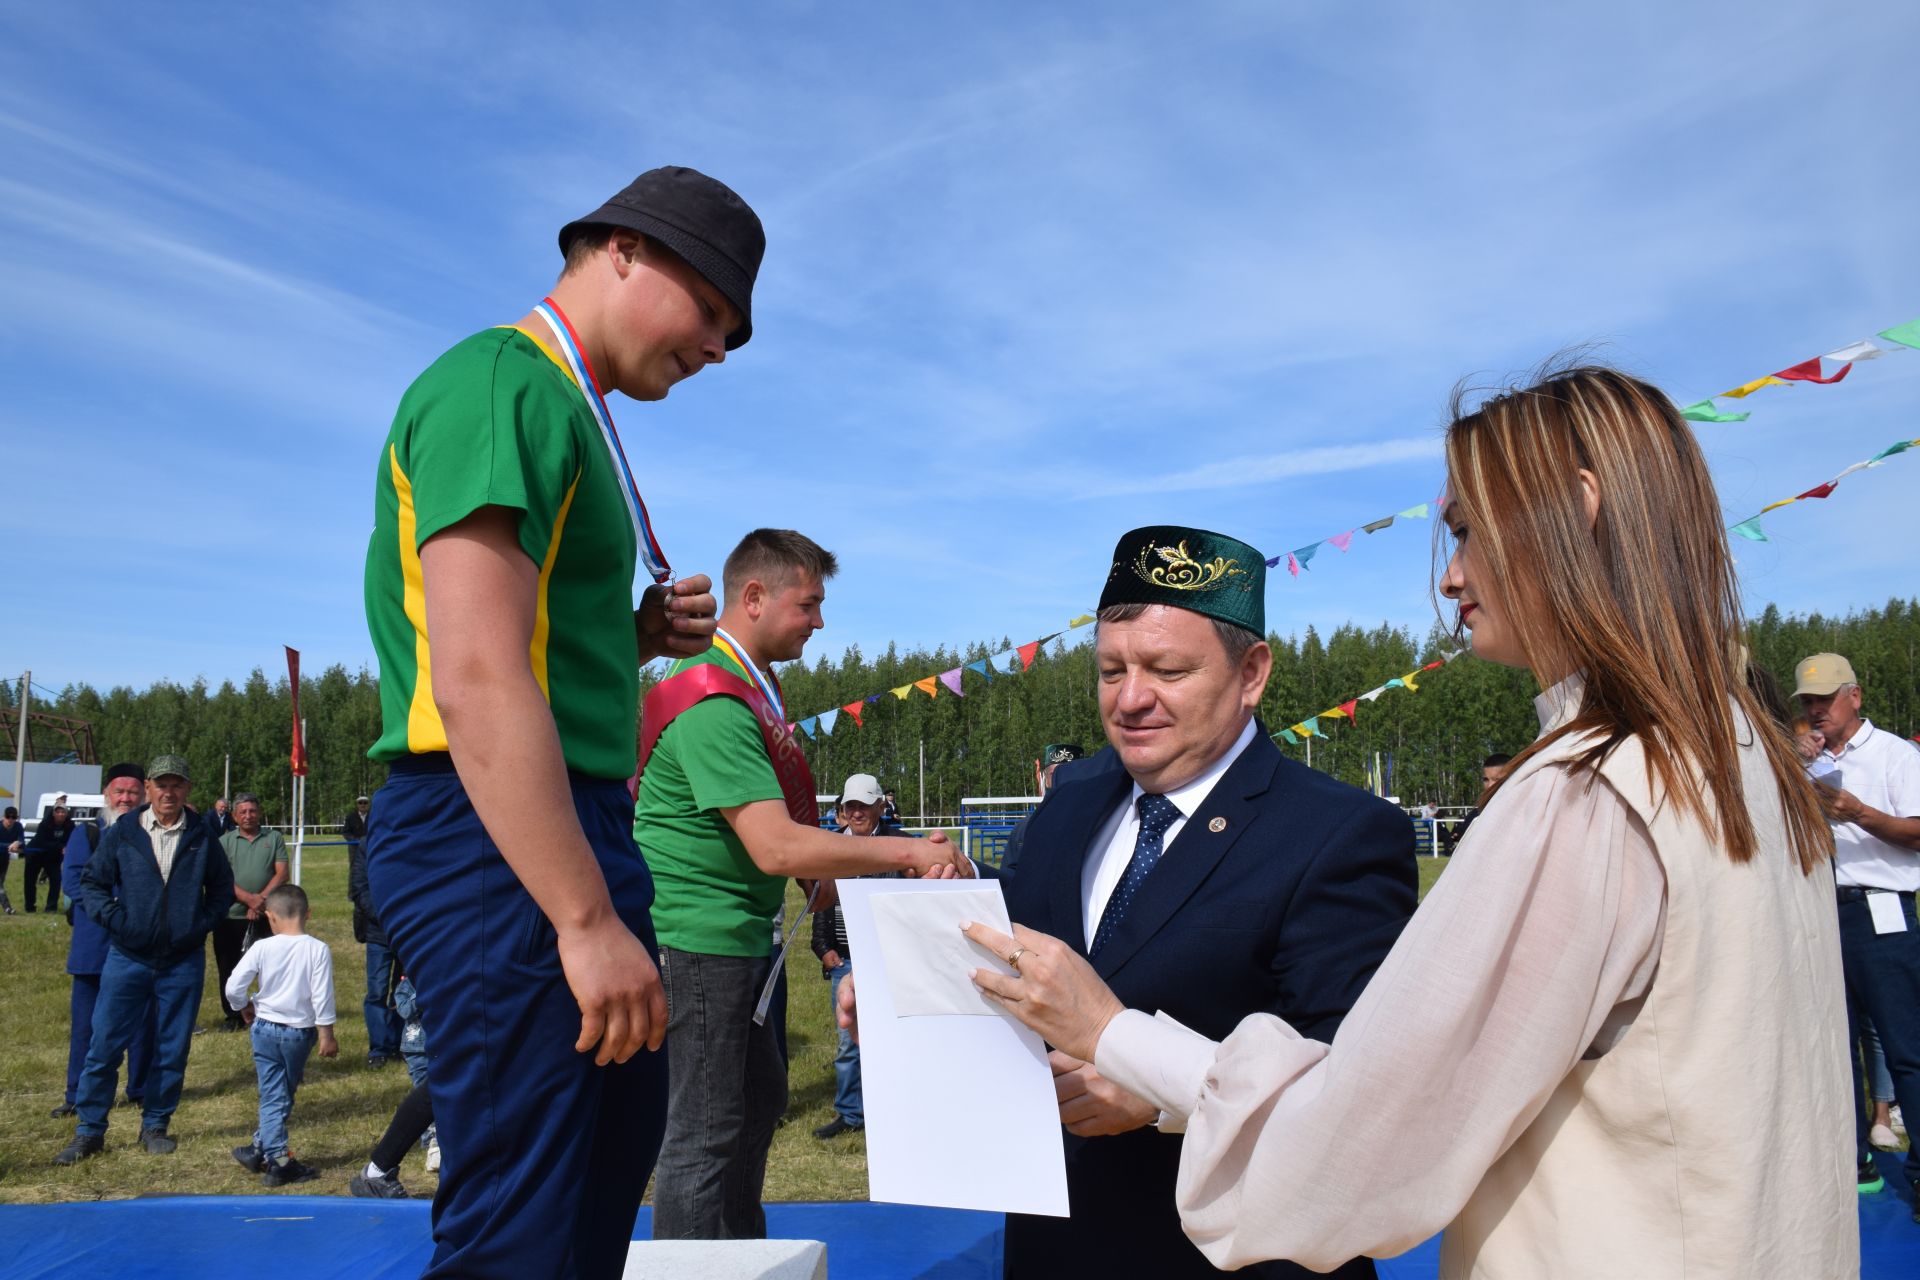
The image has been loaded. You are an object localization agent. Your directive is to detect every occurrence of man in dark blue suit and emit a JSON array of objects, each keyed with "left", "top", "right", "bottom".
[
  {"left": 990, "top": 525, "right": 1416, "bottom": 1279},
  {"left": 54, "top": 763, "right": 157, "bottom": 1118}
]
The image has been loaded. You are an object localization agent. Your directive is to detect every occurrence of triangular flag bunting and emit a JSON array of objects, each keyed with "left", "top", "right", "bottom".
[
  {"left": 1360, "top": 517, "right": 1394, "bottom": 534},
  {"left": 1396, "top": 504, "right": 1429, "bottom": 519},
  {"left": 913, "top": 676, "right": 940, "bottom": 698},
  {"left": 1322, "top": 706, "right": 1348, "bottom": 722},
  {"left": 1720, "top": 375, "right": 1787, "bottom": 399},
  {"left": 1794, "top": 482, "right": 1836, "bottom": 501},
  {"left": 1730, "top": 519, "right": 1769, "bottom": 543},
  {"left": 966, "top": 658, "right": 992, "bottom": 681},
  {"left": 1017, "top": 641, "right": 1040, "bottom": 670},
  {"left": 866, "top": 693, "right": 884, "bottom": 704},
  {"left": 1772, "top": 357, "right": 1851, "bottom": 385},
  {"left": 818, "top": 709, "right": 839, "bottom": 734},
  {"left": 1358, "top": 687, "right": 1387, "bottom": 702},
  {"left": 1285, "top": 553, "right": 1300, "bottom": 579},
  {"left": 1067, "top": 614, "right": 1095, "bottom": 628},
  {"left": 1303, "top": 717, "right": 1323, "bottom": 738},
  {"left": 1874, "top": 318, "right": 1920, "bottom": 350},
  {"left": 1758, "top": 497, "right": 1797, "bottom": 514},
  {"left": 1328, "top": 531, "right": 1355, "bottom": 552},
  {"left": 1385, "top": 678, "right": 1405, "bottom": 689},
  {"left": 938, "top": 669, "right": 965, "bottom": 697},
  {"left": 1679, "top": 399, "right": 1749, "bottom": 423},
  {"left": 1338, "top": 699, "right": 1358, "bottom": 720},
  {"left": 1421, "top": 659, "right": 1444, "bottom": 671},
  {"left": 1278, "top": 729, "right": 1299, "bottom": 744},
  {"left": 1401, "top": 671, "right": 1421, "bottom": 691},
  {"left": 1265, "top": 556, "right": 1283, "bottom": 568},
  {"left": 797, "top": 718, "right": 816, "bottom": 738},
  {"left": 890, "top": 685, "right": 912, "bottom": 700},
  {"left": 843, "top": 701, "right": 864, "bottom": 727},
  {"left": 1294, "top": 543, "right": 1319, "bottom": 568},
  {"left": 1869, "top": 439, "right": 1915, "bottom": 462}
]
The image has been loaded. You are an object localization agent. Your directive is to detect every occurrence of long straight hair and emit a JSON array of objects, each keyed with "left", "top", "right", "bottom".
[{"left": 1439, "top": 364, "right": 1831, "bottom": 872}]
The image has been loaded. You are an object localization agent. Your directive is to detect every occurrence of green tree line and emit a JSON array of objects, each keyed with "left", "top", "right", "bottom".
[{"left": 11, "top": 598, "right": 1918, "bottom": 823}]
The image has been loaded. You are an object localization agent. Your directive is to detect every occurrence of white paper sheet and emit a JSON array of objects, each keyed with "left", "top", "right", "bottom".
[
  {"left": 836, "top": 878, "right": 1070, "bottom": 1217},
  {"left": 1868, "top": 891, "right": 1909, "bottom": 935},
  {"left": 871, "top": 888, "right": 1011, "bottom": 1016}
]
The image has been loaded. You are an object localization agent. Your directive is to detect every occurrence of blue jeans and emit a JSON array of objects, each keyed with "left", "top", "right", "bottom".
[
  {"left": 1862, "top": 1017, "right": 1896, "bottom": 1104},
  {"left": 364, "top": 939, "right": 402, "bottom": 1058},
  {"left": 1839, "top": 892, "right": 1920, "bottom": 1181},
  {"left": 76, "top": 946, "right": 204, "bottom": 1137},
  {"left": 652, "top": 947, "right": 789, "bottom": 1240},
  {"left": 250, "top": 1019, "right": 317, "bottom": 1162},
  {"left": 828, "top": 962, "right": 863, "bottom": 1127},
  {"left": 67, "top": 973, "right": 156, "bottom": 1106}
]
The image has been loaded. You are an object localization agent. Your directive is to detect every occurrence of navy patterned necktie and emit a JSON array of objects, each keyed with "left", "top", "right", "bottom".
[{"left": 1090, "top": 793, "right": 1181, "bottom": 959}]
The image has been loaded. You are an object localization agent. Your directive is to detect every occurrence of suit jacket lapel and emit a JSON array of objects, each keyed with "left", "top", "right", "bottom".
[
  {"left": 1091, "top": 733, "right": 1282, "bottom": 981},
  {"left": 1047, "top": 766, "right": 1132, "bottom": 958}
]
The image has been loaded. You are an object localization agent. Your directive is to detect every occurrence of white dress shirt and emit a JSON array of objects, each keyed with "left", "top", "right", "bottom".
[
  {"left": 1080, "top": 718, "right": 1259, "bottom": 949},
  {"left": 1819, "top": 718, "right": 1920, "bottom": 892}
]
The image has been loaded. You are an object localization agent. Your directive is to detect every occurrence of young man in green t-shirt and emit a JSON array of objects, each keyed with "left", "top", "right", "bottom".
[
  {"left": 362, "top": 167, "right": 759, "bottom": 1280},
  {"left": 638, "top": 528, "right": 971, "bottom": 1241}
]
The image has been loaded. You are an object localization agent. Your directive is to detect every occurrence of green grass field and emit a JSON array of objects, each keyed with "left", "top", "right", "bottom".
[{"left": 0, "top": 845, "right": 1451, "bottom": 1205}]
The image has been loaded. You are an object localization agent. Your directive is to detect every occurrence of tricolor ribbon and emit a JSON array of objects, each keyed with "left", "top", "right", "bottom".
[
  {"left": 532, "top": 298, "right": 672, "bottom": 584},
  {"left": 712, "top": 627, "right": 786, "bottom": 722}
]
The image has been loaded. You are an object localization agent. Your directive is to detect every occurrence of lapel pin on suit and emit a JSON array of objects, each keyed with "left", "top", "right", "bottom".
[{"left": 1208, "top": 816, "right": 1227, "bottom": 833}]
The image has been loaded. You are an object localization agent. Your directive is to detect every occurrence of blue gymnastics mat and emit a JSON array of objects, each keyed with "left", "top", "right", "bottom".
[{"left": 0, "top": 1168, "right": 1912, "bottom": 1279}]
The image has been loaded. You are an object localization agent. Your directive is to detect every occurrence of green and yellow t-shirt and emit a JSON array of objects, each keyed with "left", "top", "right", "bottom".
[
  {"left": 634, "top": 645, "right": 787, "bottom": 956},
  {"left": 365, "top": 327, "right": 639, "bottom": 780}
]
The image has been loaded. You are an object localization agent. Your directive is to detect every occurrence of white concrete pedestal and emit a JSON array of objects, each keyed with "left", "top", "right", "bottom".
[{"left": 621, "top": 1238, "right": 828, "bottom": 1279}]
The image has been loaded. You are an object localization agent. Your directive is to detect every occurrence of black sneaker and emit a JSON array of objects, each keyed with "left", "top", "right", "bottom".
[
  {"left": 232, "top": 1144, "right": 267, "bottom": 1174},
  {"left": 263, "top": 1156, "right": 319, "bottom": 1188},
  {"left": 53, "top": 1134, "right": 104, "bottom": 1165},
  {"left": 48, "top": 1102, "right": 76, "bottom": 1118},
  {"left": 366, "top": 1054, "right": 393, "bottom": 1069},
  {"left": 1858, "top": 1156, "right": 1884, "bottom": 1195},
  {"left": 140, "top": 1127, "right": 177, "bottom": 1155},
  {"left": 350, "top": 1169, "right": 410, "bottom": 1199},
  {"left": 812, "top": 1117, "right": 863, "bottom": 1140}
]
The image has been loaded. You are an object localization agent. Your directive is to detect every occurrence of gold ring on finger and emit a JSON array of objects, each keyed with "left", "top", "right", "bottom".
[{"left": 1006, "top": 947, "right": 1027, "bottom": 971}]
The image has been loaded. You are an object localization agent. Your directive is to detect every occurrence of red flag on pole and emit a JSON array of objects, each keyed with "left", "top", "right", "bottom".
[{"left": 286, "top": 646, "right": 308, "bottom": 776}]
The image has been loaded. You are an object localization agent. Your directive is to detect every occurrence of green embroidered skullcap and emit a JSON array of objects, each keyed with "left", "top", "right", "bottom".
[
  {"left": 1098, "top": 525, "right": 1265, "bottom": 637},
  {"left": 1041, "top": 744, "right": 1084, "bottom": 766}
]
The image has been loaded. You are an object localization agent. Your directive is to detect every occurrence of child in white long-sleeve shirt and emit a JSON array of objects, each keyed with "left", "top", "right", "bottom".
[{"left": 223, "top": 883, "right": 337, "bottom": 1186}]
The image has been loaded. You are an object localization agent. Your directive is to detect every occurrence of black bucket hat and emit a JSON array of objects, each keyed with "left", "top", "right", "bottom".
[{"left": 559, "top": 166, "right": 765, "bottom": 350}]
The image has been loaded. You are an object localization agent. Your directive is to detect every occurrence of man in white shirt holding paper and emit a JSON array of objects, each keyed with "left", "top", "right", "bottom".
[{"left": 1796, "top": 651, "right": 1920, "bottom": 1205}]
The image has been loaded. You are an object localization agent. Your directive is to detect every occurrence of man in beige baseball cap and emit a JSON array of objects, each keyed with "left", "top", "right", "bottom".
[{"left": 1794, "top": 650, "right": 1920, "bottom": 1204}]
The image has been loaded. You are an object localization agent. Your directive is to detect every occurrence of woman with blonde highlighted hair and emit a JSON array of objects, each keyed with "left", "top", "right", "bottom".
[{"left": 963, "top": 365, "right": 1856, "bottom": 1277}]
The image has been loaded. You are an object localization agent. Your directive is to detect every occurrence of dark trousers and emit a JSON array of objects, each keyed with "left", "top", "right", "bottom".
[
  {"left": 76, "top": 946, "right": 204, "bottom": 1137},
  {"left": 67, "top": 973, "right": 156, "bottom": 1106},
  {"left": 211, "top": 917, "right": 254, "bottom": 1021},
  {"left": 650, "top": 948, "right": 790, "bottom": 1241},
  {"left": 23, "top": 851, "right": 61, "bottom": 912},
  {"left": 364, "top": 939, "right": 402, "bottom": 1058},
  {"left": 373, "top": 1081, "right": 436, "bottom": 1173},
  {"left": 367, "top": 762, "right": 667, "bottom": 1280},
  {"left": 1840, "top": 891, "right": 1920, "bottom": 1185}
]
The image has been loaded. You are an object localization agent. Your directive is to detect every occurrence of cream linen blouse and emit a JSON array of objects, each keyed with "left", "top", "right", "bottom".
[{"left": 1096, "top": 676, "right": 1855, "bottom": 1278}]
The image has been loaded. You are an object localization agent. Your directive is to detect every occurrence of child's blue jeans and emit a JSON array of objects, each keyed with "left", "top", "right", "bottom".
[{"left": 251, "top": 1019, "right": 317, "bottom": 1162}]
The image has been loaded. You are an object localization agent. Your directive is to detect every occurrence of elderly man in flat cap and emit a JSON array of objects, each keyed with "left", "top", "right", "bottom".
[
  {"left": 874, "top": 525, "right": 1418, "bottom": 1279},
  {"left": 57, "top": 754, "right": 234, "bottom": 1165},
  {"left": 361, "top": 167, "right": 759, "bottom": 1277}
]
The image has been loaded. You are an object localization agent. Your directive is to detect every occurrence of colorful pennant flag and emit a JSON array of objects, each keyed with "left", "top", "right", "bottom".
[
  {"left": 1338, "top": 699, "right": 1358, "bottom": 720},
  {"left": 1772, "top": 357, "right": 1851, "bottom": 385},
  {"left": 890, "top": 685, "right": 911, "bottom": 700},
  {"left": 1361, "top": 517, "right": 1394, "bottom": 534},
  {"left": 797, "top": 717, "right": 817, "bottom": 738},
  {"left": 1328, "top": 531, "right": 1355, "bottom": 552},
  {"left": 966, "top": 658, "right": 993, "bottom": 681},
  {"left": 1397, "top": 504, "right": 1429, "bottom": 519},
  {"left": 819, "top": 709, "right": 839, "bottom": 734},
  {"left": 1017, "top": 641, "right": 1040, "bottom": 670},
  {"left": 1721, "top": 375, "right": 1788, "bottom": 399},
  {"left": 1679, "top": 400, "right": 1750, "bottom": 423},
  {"left": 1068, "top": 614, "right": 1095, "bottom": 628},
  {"left": 938, "top": 669, "right": 965, "bottom": 697},
  {"left": 913, "top": 676, "right": 939, "bottom": 698},
  {"left": 843, "top": 701, "right": 864, "bottom": 727},
  {"left": 1877, "top": 318, "right": 1920, "bottom": 350}
]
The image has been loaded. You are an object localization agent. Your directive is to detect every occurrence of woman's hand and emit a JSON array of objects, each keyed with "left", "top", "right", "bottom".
[{"left": 962, "top": 921, "right": 1125, "bottom": 1062}]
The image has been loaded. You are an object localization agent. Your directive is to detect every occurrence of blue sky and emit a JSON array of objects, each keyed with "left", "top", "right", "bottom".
[{"left": 3, "top": 2, "right": 1916, "bottom": 694}]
